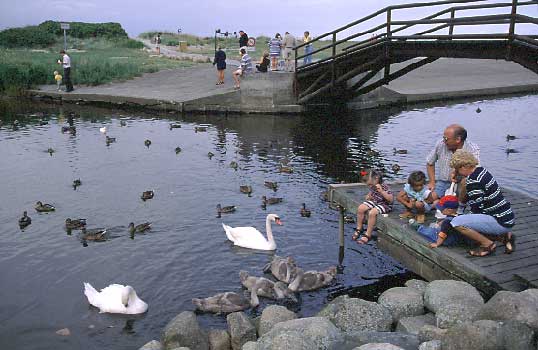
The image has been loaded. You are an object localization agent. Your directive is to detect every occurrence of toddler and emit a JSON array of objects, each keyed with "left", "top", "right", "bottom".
[
  {"left": 54, "top": 70, "right": 62, "bottom": 91},
  {"left": 352, "top": 170, "right": 393, "bottom": 244},
  {"left": 397, "top": 171, "right": 437, "bottom": 224}
]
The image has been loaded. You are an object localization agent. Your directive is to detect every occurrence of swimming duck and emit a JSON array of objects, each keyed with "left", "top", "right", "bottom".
[
  {"left": 47, "top": 148, "right": 55, "bottom": 156},
  {"left": 35, "top": 201, "right": 55, "bottom": 212},
  {"left": 217, "top": 204, "right": 236, "bottom": 215},
  {"left": 506, "top": 134, "right": 516, "bottom": 141},
  {"left": 194, "top": 126, "right": 207, "bottom": 133},
  {"left": 128, "top": 222, "right": 151, "bottom": 234},
  {"left": 99, "top": 127, "right": 107, "bottom": 133},
  {"left": 392, "top": 164, "right": 401, "bottom": 173},
  {"left": 105, "top": 136, "right": 116, "bottom": 144},
  {"left": 230, "top": 161, "right": 239, "bottom": 170},
  {"left": 393, "top": 148, "right": 408, "bottom": 154},
  {"left": 505, "top": 148, "right": 517, "bottom": 154},
  {"left": 120, "top": 120, "right": 127, "bottom": 127},
  {"left": 169, "top": 123, "right": 182, "bottom": 129},
  {"left": 207, "top": 152, "right": 215, "bottom": 159},
  {"left": 144, "top": 139, "right": 151, "bottom": 148},
  {"left": 141, "top": 190, "right": 154, "bottom": 201},
  {"left": 300, "top": 203, "right": 311, "bottom": 217},
  {"left": 288, "top": 266, "right": 338, "bottom": 292},
  {"left": 72, "top": 179, "right": 82, "bottom": 189},
  {"left": 83, "top": 282, "right": 148, "bottom": 314},
  {"left": 65, "top": 218, "right": 86, "bottom": 230},
  {"left": 262, "top": 196, "right": 283, "bottom": 206},
  {"left": 279, "top": 165, "right": 294, "bottom": 173},
  {"left": 264, "top": 181, "right": 278, "bottom": 191},
  {"left": 19, "top": 211, "right": 32, "bottom": 228},
  {"left": 263, "top": 255, "right": 299, "bottom": 283},
  {"left": 12, "top": 120, "right": 20, "bottom": 131},
  {"left": 175, "top": 147, "right": 182, "bottom": 154},
  {"left": 476, "top": 107, "right": 482, "bottom": 113},
  {"left": 240, "top": 185, "right": 253, "bottom": 197},
  {"left": 80, "top": 227, "right": 107, "bottom": 241}
]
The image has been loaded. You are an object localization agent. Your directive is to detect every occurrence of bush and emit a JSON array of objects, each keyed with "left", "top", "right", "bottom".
[
  {"left": 0, "top": 26, "right": 56, "bottom": 48},
  {"left": 38, "top": 20, "right": 128, "bottom": 39},
  {"left": 164, "top": 40, "right": 179, "bottom": 46},
  {"left": 116, "top": 38, "right": 144, "bottom": 49}
]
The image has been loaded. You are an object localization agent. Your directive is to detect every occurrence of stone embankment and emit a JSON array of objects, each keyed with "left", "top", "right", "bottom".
[{"left": 138, "top": 279, "right": 538, "bottom": 350}]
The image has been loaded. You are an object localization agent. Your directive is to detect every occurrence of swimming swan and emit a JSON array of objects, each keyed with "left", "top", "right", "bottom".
[
  {"left": 83, "top": 283, "right": 148, "bottom": 314},
  {"left": 222, "top": 214, "right": 282, "bottom": 251}
]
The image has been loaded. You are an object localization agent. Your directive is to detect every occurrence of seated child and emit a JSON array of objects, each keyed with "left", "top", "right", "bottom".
[
  {"left": 397, "top": 170, "right": 437, "bottom": 224},
  {"left": 256, "top": 52, "right": 270, "bottom": 73},
  {"left": 54, "top": 70, "right": 62, "bottom": 91},
  {"left": 352, "top": 169, "right": 394, "bottom": 245}
]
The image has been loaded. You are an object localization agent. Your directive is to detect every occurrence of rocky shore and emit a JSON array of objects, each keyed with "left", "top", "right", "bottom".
[{"left": 139, "top": 280, "right": 538, "bottom": 350}]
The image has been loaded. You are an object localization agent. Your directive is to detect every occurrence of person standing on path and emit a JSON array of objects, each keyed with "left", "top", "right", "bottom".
[
  {"left": 238, "top": 30, "right": 249, "bottom": 50},
  {"left": 155, "top": 33, "right": 162, "bottom": 55},
  {"left": 58, "top": 50, "right": 73, "bottom": 92},
  {"left": 282, "top": 32, "right": 296, "bottom": 72},
  {"left": 303, "top": 31, "right": 313, "bottom": 65},
  {"left": 213, "top": 46, "right": 226, "bottom": 85}
]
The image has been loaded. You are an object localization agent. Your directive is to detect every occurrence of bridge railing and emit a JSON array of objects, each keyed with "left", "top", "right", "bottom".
[{"left": 294, "top": 0, "right": 538, "bottom": 79}]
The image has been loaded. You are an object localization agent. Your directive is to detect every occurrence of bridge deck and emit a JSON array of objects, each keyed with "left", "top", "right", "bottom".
[{"left": 329, "top": 183, "right": 537, "bottom": 297}]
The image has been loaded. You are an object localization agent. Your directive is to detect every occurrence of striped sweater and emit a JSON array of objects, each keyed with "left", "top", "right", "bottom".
[{"left": 466, "top": 167, "right": 515, "bottom": 227}]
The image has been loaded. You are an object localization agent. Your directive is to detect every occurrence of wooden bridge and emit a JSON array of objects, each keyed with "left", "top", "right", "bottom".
[{"left": 294, "top": 0, "right": 538, "bottom": 104}]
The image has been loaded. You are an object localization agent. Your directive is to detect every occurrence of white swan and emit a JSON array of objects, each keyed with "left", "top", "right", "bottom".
[
  {"left": 99, "top": 127, "right": 107, "bottom": 133},
  {"left": 83, "top": 282, "right": 148, "bottom": 314},
  {"left": 222, "top": 214, "right": 282, "bottom": 251}
]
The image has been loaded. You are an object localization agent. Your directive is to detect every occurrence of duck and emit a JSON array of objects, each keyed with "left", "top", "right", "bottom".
[
  {"left": 83, "top": 283, "right": 148, "bottom": 314},
  {"left": 476, "top": 107, "right": 482, "bottom": 113},
  {"left": 169, "top": 123, "right": 182, "bottom": 129},
  {"left": 279, "top": 165, "right": 294, "bottom": 173},
  {"left": 47, "top": 148, "right": 55, "bottom": 156},
  {"left": 230, "top": 161, "right": 239, "bottom": 170},
  {"left": 262, "top": 196, "right": 283, "bottom": 206},
  {"left": 506, "top": 134, "right": 516, "bottom": 141},
  {"left": 192, "top": 291, "right": 253, "bottom": 313},
  {"left": 141, "top": 190, "right": 154, "bottom": 201},
  {"left": 19, "top": 211, "right": 32, "bottom": 228},
  {"left": 61, "top": 126, "right": 76, "bottom": 134},
  {"left": 264, "top": 181, "right": 278, "bottom": 191},
  {"left": 239, "top": 271, "right": 297, "bottom": 303},
  {"left": 35, "top": 201, "right": 55, "bottom": 212},
  {"left": 288, "top": 266, "right": 338, "bottom": 292},
  {"left": 207, "top": 152, "right": 215, "bottom": 159},
  {"left": 392, "top": 164, "right": 401, "bottom": 173},
  {"left": 99, "top": 127, "right": 107, "bottom": 133},
  {"left": 300, "top": 203, "right": 311, "bottom": 217},
  {"left": 392, "top": 148, "right": 408, "bottom": 154},
  {"left": 128, "top": 222, "right": 151, "bottom": 234},
  {"left": 175, "top": 147, "right": 182, "bottom": 154},
  {"left": 65, "top": 218, "right": 86, "bottom": 230},
  {"left": 120, "top": 120, "right": 127, "bottom": 127},
  {"left": 144, "top": 139, "right": 151, "bottom": 148},
  {"left": 239, "top": 185, "right": 253, "bottom": 197},
  {"left": 12, "top": 120, "right": 20, "bottom": 131},
  {"left": 506, "top": 148, "right": 517, "bottom": 154},
  {"left": 263, "top": 255, "right": 299, "bottom": 283},
  {"left": 222, "top": 213, "right": 282, "bottom": 251},
  {"left": 80, "top": 227, "right": 107, "bottom": 241},
  {"left": 217, "top": 204, "right": 236, "bottom": 215},
  {"left": 194, "top": 126, "right": 207, "bottom": 133},
  {"left": 72, "top": 178, "right": 82, "bottom": 189},
  {"left": 105, "top": 136, "right": 116, "bottom": 144}
]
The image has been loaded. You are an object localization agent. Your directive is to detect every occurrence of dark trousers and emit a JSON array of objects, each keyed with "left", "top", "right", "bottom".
[{"left": 63, "top": 67, "right": 73, "bottom": 91}]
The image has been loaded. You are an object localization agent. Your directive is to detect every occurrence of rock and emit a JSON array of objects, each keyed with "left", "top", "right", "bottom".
[
  {"left": 474, "top": 290, "right": 538, "bottom": 330},
  {"left": 254, "top": 317, "right": 343, "bottom": 350},
  {"left": 418, "top": 340, "right": 441, "bottom": 350},
  {"left": 440, "top": 320, "right": 502, "bottom": 350},
  {"left": 317, "top": 295, "right": 392, "bottom": 332},
  {"left": 418, "top": 325, "right": 448, "bottom": 343},
  {"left": 344, "top": 331, "right": 420, "bottom": 350},
  {"left": 252, "top": 316, "right": 261, "bottom": 335},
  {"left": 378, "top": 287, "right": 425, "bottom": 323},
  {"left": 396, "top": 314, "right": 435, "bottom": 335},
  {"left": 404, "top": 280, "right": 428, "bottom": 295},
  {"left": 259, "top": 305, "right": 297, "bottom": 336},
  {"left": 208, "top": 329, "right": 230, "bottom": 350},
  {"left": 436, "top": 302, "right": 481, "bottom": 329},
  {"left": 170, "top": 348, "right": 191, "bottom": 350},
  {"left": 499, "top": 320, "right": 537, "bottom": 350},
  {"left": 241, "top": 342, "right": 257, "bottom": 350},
  {"left": 139, "top": 340, "right": 163, "bottom": 350},
  {"left": 423, "top": 280, "right": 483, "bottom": 314},
  {"left": 354, "top": 344, "right": 405, "bottom": 350},
  {"left": 162, "top": 311, "right": 208, "bottom": 350},
  {"left": 226, "top": 312, "right": 256, "bottom": 350},
  {"left": 55, "top": 328, "right": 71, "bottom": 336}
]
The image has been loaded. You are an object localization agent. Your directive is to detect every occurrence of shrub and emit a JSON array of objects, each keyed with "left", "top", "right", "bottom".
[
  {"left": 0, "top": 26, "right": 56, "bottom": 48},
  {"left": 116, "top": 38, "right": 144, "bottom": 49},
  {"left": 38, "top": 20, "right": 128, "bottom": 39}
]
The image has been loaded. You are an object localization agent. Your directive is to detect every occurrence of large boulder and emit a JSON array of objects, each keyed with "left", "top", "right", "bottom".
[
  {"left": 253, "top": 317, "right": 343, "bottom": 350},
  {"left": 418, "top": 325, "right": 447, "bottom": 343},
  {"left": 259, "top": 305, "right": 297, "bottom": 336},
  {"left": 440, "top": 320, "right": 502, "bottom": 350},
  {"left": 344, "top": 331, "right": 420, "bottom": 350},
  {"left": 423, "top": 280, "right": 483, "bottom": 314},
  {"left": 418, "top": 340, "right": 441, "bottom": 350},
  {"left": 404, "top": 280, "right": 428, "bottom": 296},
  {"left": 378, "top": 287, "right": 425, "bottom": 323},
  {"left": 208, "top": 329, "right": 230, "bottom": 350},
  {"left": 317, "top": 295, "right": 392, "bottom": 332},
  {"left": 162, "top": 311, "right": 208, "bottom": 350},
  {"left": 396, "top": 314, "right": 436, "bottom": 335},
  {"left": 353, "top": 344, "right": 405, "bottom": 350},
  {"left": 140, "top": 340, "right": 163, "bottom": 350},
  {"left": 499, "top": 320, "right": 537, "bottom": 350},
  {"left": 226, "top": 312, "right": 256, "bottom": 350},
  {"left": 435, "top": 302, "right": 481, "bottom": 329},
  {"left": 474, "top": 289, "right": 538, "bottom": 330}
]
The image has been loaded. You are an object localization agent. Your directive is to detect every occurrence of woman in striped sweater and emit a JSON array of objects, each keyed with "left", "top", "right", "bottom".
[{"left": 449, "top": 150, "right": 515, "bottom": 257}]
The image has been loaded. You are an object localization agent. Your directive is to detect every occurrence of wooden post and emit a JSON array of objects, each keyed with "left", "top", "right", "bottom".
[
  {"left": 384, "top": 9, "right": 392, "bottom": 82},
  {"left": 449, "top": 9, "right": 456, "bottom": 39},
  {"left": 331, "top": 32, "right": 337, "bottom": 86},
  {"left": 337, "top": 205, "right": 345, "bottom": 266},
  {"left": 506, "top": 0, "right": 518, "bottom": 60}
]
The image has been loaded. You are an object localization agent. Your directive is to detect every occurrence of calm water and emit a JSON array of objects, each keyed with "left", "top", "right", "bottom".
[{"left": 0, "top": 94, "right": 536, "bottom": 349}]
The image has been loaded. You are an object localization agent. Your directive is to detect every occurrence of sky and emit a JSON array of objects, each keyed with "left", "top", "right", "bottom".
[{"left": 1, "top": 0, "right": 536, "bottom": 38}]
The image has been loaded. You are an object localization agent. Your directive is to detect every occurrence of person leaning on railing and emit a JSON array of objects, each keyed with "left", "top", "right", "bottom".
[{"left": 302, "top": 31, "right": 313, "bottom": 65}]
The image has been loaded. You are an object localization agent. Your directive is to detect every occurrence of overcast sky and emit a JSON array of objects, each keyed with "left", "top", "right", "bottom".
[{"left": 1, "top": 0, "right": 536, "bottom": 38}]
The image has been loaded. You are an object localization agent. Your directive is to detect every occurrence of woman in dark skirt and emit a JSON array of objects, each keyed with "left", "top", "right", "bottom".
[{"left": 213, "top": 46, "right": 226, "bottom": 85}]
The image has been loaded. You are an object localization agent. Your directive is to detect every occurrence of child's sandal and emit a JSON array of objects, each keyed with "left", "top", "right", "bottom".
[
  {"left": 357, "top": 234, "right": 371, "bottom": 245},
  {"left": 351, "top": 228, "right": 362, "bottom": 241}
]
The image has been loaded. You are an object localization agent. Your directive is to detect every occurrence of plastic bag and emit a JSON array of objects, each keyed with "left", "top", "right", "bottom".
[{"left": 435, "top": 182, "right": 457, "bottom": 220}]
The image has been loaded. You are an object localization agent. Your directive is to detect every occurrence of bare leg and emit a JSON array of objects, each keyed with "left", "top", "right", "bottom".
[
  {"left": 232, "top": 71, "right": 241, "bottom": 87},
  {"left": 365, "top": 208, "right": 380, "bottom": 238},
  {"left": 356, "top": 203, "right": 369, "bottom": 232}
]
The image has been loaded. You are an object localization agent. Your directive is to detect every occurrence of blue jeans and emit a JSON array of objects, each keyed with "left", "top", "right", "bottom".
[
  {"left": 303, "top": 45, "right": 313, "bottom": 65},
  {"left": 417, "top": 225, "right": 469, "bottom": 246},
  {"left": 435, "top": 180, "right": 452, "bottom": 198},
  {"left": 450, "top": 214, "right": 511, "bottom": 236}
]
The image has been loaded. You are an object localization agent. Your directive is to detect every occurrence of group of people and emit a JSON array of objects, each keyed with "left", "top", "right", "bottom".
[{"left": 352, "top": 124, "right": 515, "bottom": 258}]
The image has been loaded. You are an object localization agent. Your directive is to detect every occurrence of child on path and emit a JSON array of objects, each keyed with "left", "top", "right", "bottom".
[
  {"left": 353, "top": 170, "right": 394, "bottom": 244},
  {"left": 54, "top": 70, "right": 62, "bottom": 91},
  {"left": 397, "top": 171, "right": 437, "bottom": 223},
  {"left": 256, "top": 52, "right": 270, "bottom": 72}
]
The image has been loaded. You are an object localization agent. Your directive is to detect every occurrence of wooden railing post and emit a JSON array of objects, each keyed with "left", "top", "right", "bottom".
[
  {"left": 507, "top": 0, "right": 518, "bottom": 60},
  {"left": 449, "top": 9, "right": 456, "bottom": 39},
  {"left": 384, "top": 9, "right": 392, "bottom": 81},
  {"left": 331, "top": 32, "right": 337, "bottom": 86}
]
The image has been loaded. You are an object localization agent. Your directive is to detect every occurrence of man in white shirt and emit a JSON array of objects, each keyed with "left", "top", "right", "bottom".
[{"left": 58, "top": 50, "right": 73, "bottom": 92}]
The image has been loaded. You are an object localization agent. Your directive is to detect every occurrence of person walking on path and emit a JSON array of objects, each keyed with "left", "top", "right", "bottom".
[
  {"left": 155, "top": 33, "right": 162, "bottom": 55},
  {"left": 57, "top": 50, "right": 73, "bottom": 92},
  {"left": 232, "top": 48, "right": 253, "bottom": 89},
  {"left": 302, "top": 31, "right": 313, "bottom": 65},
  {"left": 268, "top": 33, "right": 282, "bottom": 71},
  {"left": 282, "top": 32, "right": 296, "bottom": 72},
  {"left": 448, "top": 150, "right": 515, "bottom": 257},
  {"left": 238, "top": 30, "right": 249, "bottom": 50},
  {"left": 213, "top": 46, "right": 226, "bottom": 85}
]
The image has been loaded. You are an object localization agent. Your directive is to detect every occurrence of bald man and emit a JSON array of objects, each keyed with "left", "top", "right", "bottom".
[{"left": 426, "top": 124, "right": 480, "bottom": 197}]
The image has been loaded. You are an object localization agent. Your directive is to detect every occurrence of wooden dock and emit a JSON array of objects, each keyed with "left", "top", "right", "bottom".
[{"left": 328, "top": 183, "right": 538, "bottom": 298}]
